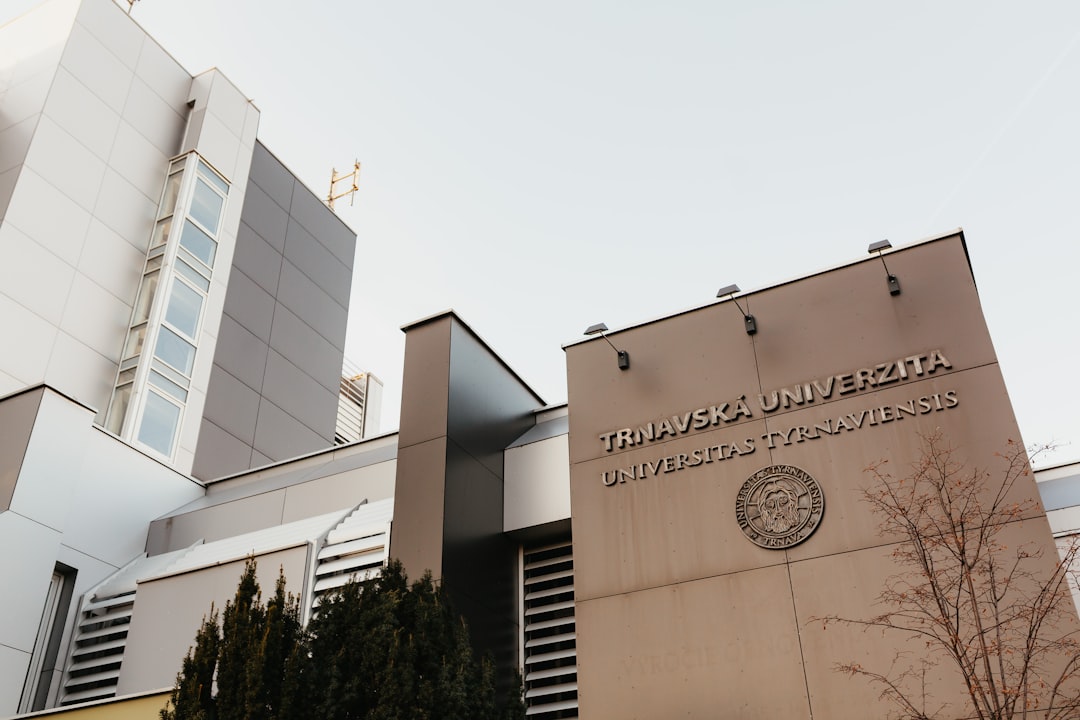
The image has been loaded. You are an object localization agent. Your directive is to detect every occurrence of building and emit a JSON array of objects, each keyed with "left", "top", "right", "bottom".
[
  {"left": 3, "top": 2, "right": 1078, "bottom": 719},
  {"left": 1, "top": 0, "right": 355, "bottom": 713},
  {"left": 335, "top": 361, "right": 383, "bottom": 444}
]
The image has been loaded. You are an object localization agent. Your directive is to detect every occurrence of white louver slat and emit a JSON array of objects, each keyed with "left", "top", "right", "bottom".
[
  {"left": 522, "top": 540, "right": 577, "bottom": 720},
  {"left": 311, "top": 499, "right": 394, "bottom": 611},
  {"left": 59, "top": 592, "right": 134, "bottom": 706}
]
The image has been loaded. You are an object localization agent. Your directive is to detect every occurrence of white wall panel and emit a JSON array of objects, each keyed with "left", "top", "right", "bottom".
[
  {"left": 0, "top": 70, "right": 52, "bottom": 132},
  {"left": 107, "top": 120, "right": 167, "bottom": 204},
  {"left": 505, "top": 434, "right": 572, "bottom": 532},
  {"left": 91, "top": 167, "right": 154, "bottom": 251},
  {"left": 0, "top": 165, "right": 19, "bottom": 221},
  {"left": 192, "top": 111, "right": 241, "bottom": 181},
  {"left": 0, "top": 293, "right": 57, "bottom": 385},
  {"left": 0, "top": 369, "right": 20, "bottom": 397},
  {"left": 44, "top": 68, "right": 120, "bottom": 161},
  {"left": 23, "top": 115, "right": 106, "bottom": 213},
  {"left": 59, "top": 273, "right": 129, "bottom": 360},
  {"left": 0, "top": 511, "right": 63, "bottom": 654},
  {"left": 0, "top": 115, "right": 35, "bottom": 173},
  {"left": 134, "top": 39, "right": 189, "bottom": 110},
  {"left": 61, "top": 431, "right": 202, "bottom": 567},
  {"left": 206, "top": 73, "right": 249, "bottom": 137},
  {"left": 281, "top": 460, "right": 397, "bottom": 524},
  {"left": 117, "top": 547, "right": 308, "bottom": 696},
  {"left": 45, "top": 333, "right": 114, "bottom": 415},
  {"left": 0, "top": 0, "right": 77, "bottom": 88},
  {"left": 0, "top": 644, "right": 31, "bottom": 718},
  {"left": 59, "top": 23, "right": 131, "bottom": 112},
  {"left": 0, "top": 224, "right": 75, "bottom": 325},
  {"left": 10, "top": 391, "right": 92, "bottom": 530},
  {"left": 3, "top": 167, "right": 91, "bottom": 265},
  {"left": 74, "top": 0, "right": 143, "bottom": 70},
  {"left": 77, "top": 219, "right": 143, "bottom": 304},
  {"left": 242, "top": 105, "right": 260, "bottom": 148},
  {"left": 121, "top": 77, "right": 185, "bottom": 158}
]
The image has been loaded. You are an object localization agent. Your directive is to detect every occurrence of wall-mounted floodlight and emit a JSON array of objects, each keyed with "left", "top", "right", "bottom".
[
  {"left": 868, "top": 240, "right": 901, "bottom": 296},
  {"left": 716, "top": 284, "right": 757, "bottom": 335},
  {"left": 584, "top": 323, "right": 630, "bottom": 370}
]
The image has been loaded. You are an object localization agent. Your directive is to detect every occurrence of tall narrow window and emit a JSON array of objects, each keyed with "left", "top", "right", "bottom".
[
  {"left": 20, "top": 564, "right": 76, "bottom": 713},
  {"left": 105, "top": 153, "right": 229, "bottom": 461}
]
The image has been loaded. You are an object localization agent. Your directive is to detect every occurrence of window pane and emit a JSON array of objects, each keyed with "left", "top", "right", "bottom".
[
  {"left": 159, "top": 171, "right": 183, "bottom": 219},
  {"left": 149, "top": 370, "right": 188, "bottom": 402},
  {"left": 133, "top": 271, "right": 159, "bottom": 325},
  {"left": 137, "top": 391, "right": 180, "bottom": 456},
  {"left": 150, "top": 218, "right": 172, "bottom": 250},
  {"left": 179, "top": 220, "right": 217, "bottom": 267},
  {"left": 151, "top": 359, "right": 190, "bottom": 389},
  {"left": 189, "top": 178, "right": 224, "bottom": 235},
  {"left": 124, "top": 323, "right": 147, "bottom": 359},
  {"left": 106, "top": 384, "right": 131, "bottom": 435},
  {"left": 176, "top": 258, "right": 210, "bottom": 291},
  {"left": 198, "top": 160, "right": 229, "bottom": 194},
  {"left": 165, "top": 279, "right": 203, "bottom": 339},
  {"left": 154, "top": 326, "right": 195, "bottom": 375}
]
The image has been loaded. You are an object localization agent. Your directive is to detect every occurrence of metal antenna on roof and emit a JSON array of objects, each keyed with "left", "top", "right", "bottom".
[{"left": 327, "top": 160, "right": 361, "bottom": 210}]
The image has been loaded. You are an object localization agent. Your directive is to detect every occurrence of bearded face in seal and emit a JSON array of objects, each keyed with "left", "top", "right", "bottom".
[{"left": 759, "top": 480, "right": 800, "bottom": 533}]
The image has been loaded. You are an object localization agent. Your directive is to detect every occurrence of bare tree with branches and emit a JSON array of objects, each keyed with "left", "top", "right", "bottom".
[{"left": 815, "top": 431, "right": 1080, "bottom": 720}]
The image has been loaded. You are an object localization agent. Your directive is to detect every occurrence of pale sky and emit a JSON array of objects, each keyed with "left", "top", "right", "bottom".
[{"left": 6, "top": 1, "right": 1080, "bottom": 466}]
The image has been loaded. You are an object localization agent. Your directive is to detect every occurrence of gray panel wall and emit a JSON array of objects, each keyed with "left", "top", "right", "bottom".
[{"left": 192, "top": 141, "right": 356, "bottom": 480}]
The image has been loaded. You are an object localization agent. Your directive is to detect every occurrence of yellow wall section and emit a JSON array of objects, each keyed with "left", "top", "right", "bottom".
[{"left": 23, "top": 691, "right": 170, "bottom": 719}]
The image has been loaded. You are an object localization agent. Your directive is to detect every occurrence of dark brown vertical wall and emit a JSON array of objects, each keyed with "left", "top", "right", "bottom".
[
  {"left": 565, "top": 232, "right": 1070, "bottom": 719},
  {"left": 392, "top": 312, "right": 543, "bottom": 679}
]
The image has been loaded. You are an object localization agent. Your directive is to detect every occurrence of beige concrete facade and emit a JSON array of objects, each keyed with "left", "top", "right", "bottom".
[{"left": 565, "top": 231, "right": 1072, "bottom": 718}]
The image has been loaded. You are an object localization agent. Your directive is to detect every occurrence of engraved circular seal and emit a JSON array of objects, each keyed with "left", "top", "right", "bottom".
[{"left": 735, "top": 465, "right": 824, "bottom": 549}]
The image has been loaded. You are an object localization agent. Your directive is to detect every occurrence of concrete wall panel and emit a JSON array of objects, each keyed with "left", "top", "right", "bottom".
[
  {"left": 0, "top": 293, "right": 57, "bottom": 385},
  {"left": 74, "top": 0, "right": 143, "bottom": 70},
  {"left": 4, "top": 167, "right": 91, "bottom": 265},
  {"left": 44, "top": 68, "right": 119, "bottom": 162},
  {"left": 0, "top": 224, "right": 76, "bottom": 325},
  {"left": 120, "top": 77, "right": 185, "bottom": 158},
  {"left": 0, "top": 115, "right": 37, "bottom": 175},
  {"left": 117, "top": 547, "right": 307, "bottom": 696},
  {"left": 281, "top": 459, "right": 397, "bottom": 524},
  {"left": 145, "top": 489, "right": 286, "bottom": 554},
  {"left": 576, "top": 565, "right": 811, "bottom": 720},
  {"left": 0, "top": 510, "right": 63, "bottom": 655},
  {"left": 59, "top": 23, "right": 130, "bottom": 112},
  {"left": 504, "top": 434, "right": 572, "bottom": 533}
]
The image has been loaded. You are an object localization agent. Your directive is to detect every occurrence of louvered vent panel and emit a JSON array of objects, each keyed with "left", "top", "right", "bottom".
[
  {"left": 59, "top": 592, "right": 135, "bottom": 705},
  {"left": 312, "top": 500, "right": 393, "bottom": 608},
  {"left": 523, "top": 541, "right": 577, "bottom": 719}
]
